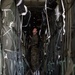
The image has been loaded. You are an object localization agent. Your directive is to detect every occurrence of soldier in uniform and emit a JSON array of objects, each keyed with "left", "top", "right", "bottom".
[
  {"left": 26, "top": 27, "right": 40, "bottom": 75},
  {"left": 30, "top": 28, "right": 39, "bottom": 73}
]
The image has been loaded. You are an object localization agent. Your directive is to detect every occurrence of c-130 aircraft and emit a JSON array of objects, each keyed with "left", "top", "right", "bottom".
[{"left": 1, "top": 0, "right": 71, "bottom": 75}]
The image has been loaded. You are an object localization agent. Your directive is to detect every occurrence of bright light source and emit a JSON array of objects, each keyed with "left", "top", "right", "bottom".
[{"left": 58, "top": 55, "right": 60, "bottom": 59}]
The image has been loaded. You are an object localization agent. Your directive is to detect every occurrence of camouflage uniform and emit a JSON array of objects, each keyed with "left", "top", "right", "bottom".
[{"left": 30, "top": 34, "right": 39, "bottom": 72}]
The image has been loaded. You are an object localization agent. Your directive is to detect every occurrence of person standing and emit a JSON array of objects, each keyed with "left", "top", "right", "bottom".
[{"left": 29, "top": 28, "right": 40, "bottom": 75}]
